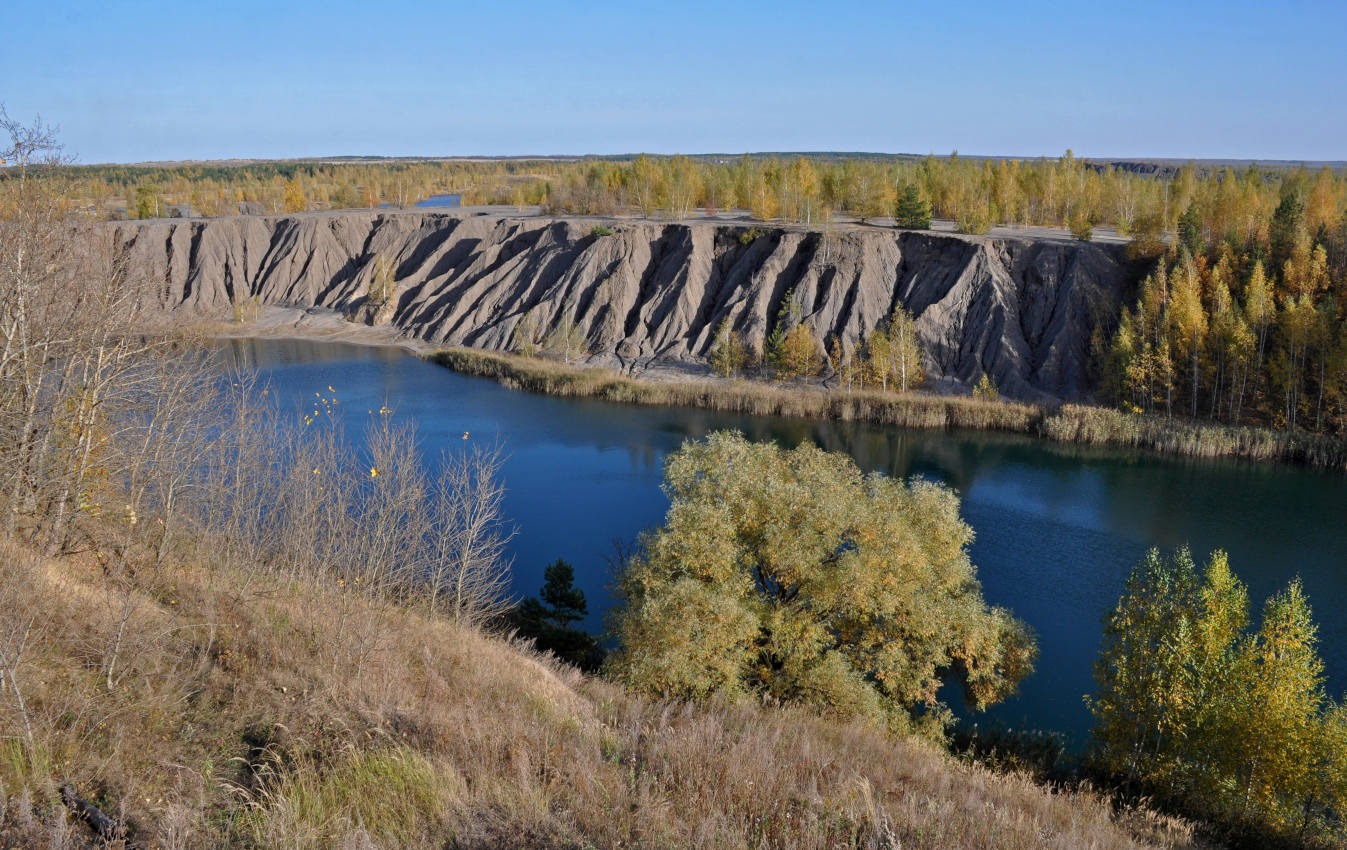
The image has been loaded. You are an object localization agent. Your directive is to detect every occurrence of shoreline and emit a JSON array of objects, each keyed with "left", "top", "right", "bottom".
[
  {"left": 199, "top": 309, "right": 1347, "bottom": 474},
  {"left": 431, "top": 348, "right": 1347, "bottom": 473}
]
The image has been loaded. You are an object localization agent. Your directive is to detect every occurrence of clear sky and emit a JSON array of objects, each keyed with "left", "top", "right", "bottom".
[{"left": 4, "top": 0, "right": 1345, "bottom": 164}]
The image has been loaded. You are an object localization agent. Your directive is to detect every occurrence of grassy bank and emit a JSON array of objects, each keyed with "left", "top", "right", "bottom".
[
  {"left": 0, "top": 534, "right": 1206, "bottom": 849},
  {"left": 432, "top": 348, "right": 1347, "bottom": 472}
]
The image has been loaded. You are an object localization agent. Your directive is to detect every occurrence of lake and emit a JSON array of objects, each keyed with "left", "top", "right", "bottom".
[
  {"left": 226, "top": 337, "right": 1347, "bottom": 744},
  {"left": 415, "top": 193, "right": 462, "bottom": 207}
]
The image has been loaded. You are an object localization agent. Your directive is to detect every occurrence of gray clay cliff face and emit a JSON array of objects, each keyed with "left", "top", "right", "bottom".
[{"left": 111, "top": 211, "right": 1134, "bottom": 401}]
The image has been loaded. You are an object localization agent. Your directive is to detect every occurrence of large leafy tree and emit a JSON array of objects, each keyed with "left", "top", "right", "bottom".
[
  {"left": 607, "top": 432, "right": 1036, "bottom": 737},
  {"left": 1090, "top": 548, "right": 1345, "bottom": 842}
]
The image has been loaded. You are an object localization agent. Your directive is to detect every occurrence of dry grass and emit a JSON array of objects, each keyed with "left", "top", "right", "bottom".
[
  {"left": 1044, "top": 404, "right": 1347, "bottom": 469},
  {"left": 0, "top": 535, "right": 1210, "bottom": 850},
  {"left": 434, "top": 348, "right": 1347, "bottom": 472},
  {"left": 433, "top": 349, "right": 1042, "bottom": 433}
]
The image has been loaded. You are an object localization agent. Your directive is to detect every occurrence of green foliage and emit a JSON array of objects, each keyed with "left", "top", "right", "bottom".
[
  {"left": 542, "top": 317, "right": 589, "bottom": 364},
  {"left": 765, "top": 287, "right": 804, "bottom": 374},
  {"left": 607, "top": 432, "right": 1036, "bottom": 737},
  {"left": 1089, "top": 547, "right": 1347, "bottom": 844},
  {"left": 1176, "top": 203, "right": 1203, "bottom": 257},
  {"left": 262, "top": 747, "right": 452, "bottom": 846},
  {"left": 509, "top": 559, "right": 602, "bottom": 671},
  {"left": 511, "top": 311, "right": 541, "bottom": 357},
  {"left": 1270, "top": 190, "right": 1306, "bottom": 261},
  {"left": 893, "top": 183, "right": 932, "bottom": 230},
  {"left": 955, "top": 202, "right": 993, "bottom": 235},
  {"left": 1067, "top": 202, "right": 1094, "bottom": 242},
  {"left": 588, "top": 225, "right": 613, "bottom": 237},
  {"left": 132, "top": 184, "right": 163, "bottom": 219}
]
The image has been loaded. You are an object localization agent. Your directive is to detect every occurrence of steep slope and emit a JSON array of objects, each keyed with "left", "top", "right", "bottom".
[
  {"left": 111, "top": 211, "right": 1135, "bottom": 400},
  {"left": 0, "top": 536, "right": 1204, "bottom": 849}
]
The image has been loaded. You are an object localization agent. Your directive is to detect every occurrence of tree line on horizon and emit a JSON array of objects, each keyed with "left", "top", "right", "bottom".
[
  {"left": 33, "top": 149, "right": 1347, "bottom": 244},
  {"left": 21, "top": 148, "right": 1347, "bottom": 434}
]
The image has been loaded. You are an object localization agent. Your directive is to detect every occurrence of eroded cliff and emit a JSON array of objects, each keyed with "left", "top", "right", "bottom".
[{"left": 111, "top": 211, "right": 1135, "bottom": 400}]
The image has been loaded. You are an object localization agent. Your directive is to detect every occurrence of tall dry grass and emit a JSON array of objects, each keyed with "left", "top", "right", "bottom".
[
  {"left": 435, "top": 348, "right": 1347, "bottom": 472},
  {"left": 433, "top": 349, "right": 1042, "bottom": 432},
  {"left": 0, "top": 536, "right": 1211, "bottom": 849}
]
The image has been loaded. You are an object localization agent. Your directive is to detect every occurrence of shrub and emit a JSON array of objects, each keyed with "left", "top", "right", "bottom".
[
  {"left": 737, "top": 227, "right": 767, "bottom": 245},
  {"left": 973, "top": 372, "right": 999, "bottom": 401}
]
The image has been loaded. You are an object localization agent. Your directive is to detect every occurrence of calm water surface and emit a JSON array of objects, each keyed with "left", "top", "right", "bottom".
[{"left": 227, "top": 338, "right": 1347, "bottom": 744}]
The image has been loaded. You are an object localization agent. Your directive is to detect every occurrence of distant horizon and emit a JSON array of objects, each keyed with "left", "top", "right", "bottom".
[
  {"left": 7, "top": 0, "right": 1345, "bottom": 163},
  {"left": 57, "top": 151, "right": 1347, "bottom": 170}
]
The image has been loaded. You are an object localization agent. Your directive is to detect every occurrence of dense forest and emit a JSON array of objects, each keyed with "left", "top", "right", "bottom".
[{"left": 1096, "top": 185, "right": 1347, "bottom": 434}]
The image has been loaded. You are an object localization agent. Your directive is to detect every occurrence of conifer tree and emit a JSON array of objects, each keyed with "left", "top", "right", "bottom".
[
  {"left": 509, "top": 559, "right": 601, "bottom": 671},
  {"left": 893, "top": 183, "right": 932, "bottom": 229}
]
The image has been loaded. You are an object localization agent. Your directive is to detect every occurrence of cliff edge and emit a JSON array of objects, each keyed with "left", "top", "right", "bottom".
[{"left": 111, "top": 211, "right": 1136, "bottom": 401}]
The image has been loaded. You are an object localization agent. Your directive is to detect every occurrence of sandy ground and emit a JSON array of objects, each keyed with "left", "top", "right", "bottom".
[{"left": 203, "top": 306, "right": 435, "bottom": 355}]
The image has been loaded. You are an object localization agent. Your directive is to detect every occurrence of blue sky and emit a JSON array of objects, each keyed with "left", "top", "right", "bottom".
[{"left": 5, "top": 0, "right": 1344, "bottom": 163}]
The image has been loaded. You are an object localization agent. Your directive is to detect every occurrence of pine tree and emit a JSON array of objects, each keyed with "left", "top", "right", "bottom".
[
  {"left": 893, "top": 183, "right": 932, "bottom": 229},
  {"left": 766, "top": 288, "right": 802, "bottom": 374},
  {"left": 1177, "top": 203, "right": 1204, "bottom": 256},
  {"left": 509, "top": 559, "right": 601, "bottom": 670}
]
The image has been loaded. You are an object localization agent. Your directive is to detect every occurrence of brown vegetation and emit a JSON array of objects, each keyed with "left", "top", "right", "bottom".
[{"left": 0, "top": 533, "right": 1210, "bottom": 850}]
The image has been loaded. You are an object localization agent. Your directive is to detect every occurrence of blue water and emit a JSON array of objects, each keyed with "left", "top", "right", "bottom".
[
  {"left": 226, "top": 338, "right": 1347, "bottom": 744},
  {"left": 415, "top": 193, "right": 462, "bottom": 207}
]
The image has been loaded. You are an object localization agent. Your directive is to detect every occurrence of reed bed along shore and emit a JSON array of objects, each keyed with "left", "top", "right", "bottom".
[{"left": 432, "top": 348, "right": 1347, "bottom": 473}]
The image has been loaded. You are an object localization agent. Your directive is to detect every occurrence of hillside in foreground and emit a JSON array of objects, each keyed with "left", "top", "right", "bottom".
[{"left": 0, "top": 536, "right": 1206, "bottom": 850}]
